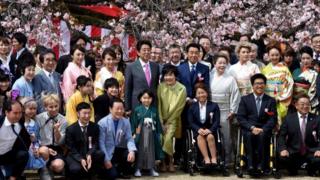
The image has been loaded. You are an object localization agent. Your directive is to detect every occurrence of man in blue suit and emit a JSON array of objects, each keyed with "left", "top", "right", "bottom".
[
  {"left": 98, "top": 98, "right": 137, "bottom": 179},
  {"left": 237, "top": 73, "right": 277, "bottom": 176},
  {"left": 33, "top": 49, "right": 62, "bottom": 113},
  {"left": 177, "top": 43, "right": 210, "bottom": 100}
]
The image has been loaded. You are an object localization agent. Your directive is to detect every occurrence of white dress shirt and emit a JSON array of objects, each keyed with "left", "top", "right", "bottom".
[
  {"left": 0, "top": 117, "right": 21, "bottom": 155},
  {"left": 297, "top": 112, "right": 308, "bottom": 130},
  {"left": 139, "top": 58, "right": 151, "bottom": 79},
  {"left": 188, "top": 62, "right": 197, "bottom": 72},
  {"left": 199, "top": 101, "right": 207, "bottom": 124}
]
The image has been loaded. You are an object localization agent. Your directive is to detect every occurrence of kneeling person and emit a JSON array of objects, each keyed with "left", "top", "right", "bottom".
[{"left": 65, "top": 102, "right": 104, "bottom": 179}]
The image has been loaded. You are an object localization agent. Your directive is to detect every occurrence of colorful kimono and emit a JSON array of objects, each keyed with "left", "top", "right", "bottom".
[
  {"left": 229, "top": 61, "right": 260, "bottom": 96},
  {"left": 157, "top": 82, "right": 186, "bottom": 155},
  {"left": 65, "top": 90, "right": 95, "bottom": 125},
  {"left": 61, "top": 62, "right": 91, "bottom": 102},
  {"left": 209, "top": 71, "right": 241, "bottom": 164},
  {"left": 131, "top": 105, "right": 163, "bottom": 169},
  {"left": 94, "top": 67, "right": 125, "bottom": 96},
  {"left": 292, "top": 68, "right": 318, "bottom": 112},
  {"left": 262, "top": 62, "right": 294, "bottom": 125}
]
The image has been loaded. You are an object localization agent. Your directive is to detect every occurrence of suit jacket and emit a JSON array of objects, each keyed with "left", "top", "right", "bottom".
[
  {"left": 9, "top": 48, "right": 33, "bottom": 81},
  {"left": 65, "top": 121, "right": 100, "bottom": 162},
  {"left": 177, "top": 61, "right": 210, "bottom": 98},
  {"left": 237, "top": 93, "right": 277, "bottom": 133},
  {"left": 188, "top": 101, "right": 220, "bottom": 136},
  {"left": 0, "top": 116, "right": 31, "bottom": 152},
  {"left": 33, "top": 70, "right": 62, "bottom": 113},
  {"left": 93, "top": 93, "right": 112, "bottom": 122},
  {"left": 124, "top": 59, "right": 159, "bottom": 111},
  {"left": 278, "top": 112, "right": 320, "bottom": 154},
  {"left": 98, "top": 114, "right": 137, "bottom": 162}
]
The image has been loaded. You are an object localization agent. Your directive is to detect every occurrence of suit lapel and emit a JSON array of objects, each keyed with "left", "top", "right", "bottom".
[
  {"left": 76, "top": 123, "right": 85, "bottom": 141},
  {"left": 294, "top": 113, "right": 303, "bottom": 140},
  {"left": 192, "top": 63, "right": 198, "bottom": 83},
  {"left": 259, "top": 95, "right": 268, "bottom": 116},
  {"left": 250, "top": 94, "right": 259, "bottom": 116},
  {"left": 136, "top": 60, "right": 149, "bottom": 86}
]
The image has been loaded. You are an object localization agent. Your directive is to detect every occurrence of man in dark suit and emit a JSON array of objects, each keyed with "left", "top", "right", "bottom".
[
  {"left": 0, "top": 100, "right": 31, "bottom": 179},
  {"left": 9, "top": 32, "right": 34, "bottom": 81},
  {"left": 237, "top": 73, "right": 277, "bottom": 176},
  {"left": 33, "top": 49, "right": 62, "bottom": 113},
  {"left": 278, "top": 94, "right": 320, "bottom": 176},
  {"left": 177, "top": 43, "right": 210, "bottom": 100},
  {"left": 124, "top": 40, "right": 160, "bottom": 113},
  {"left": 65, "top": 102, "right": 104, "bottom": 179}
]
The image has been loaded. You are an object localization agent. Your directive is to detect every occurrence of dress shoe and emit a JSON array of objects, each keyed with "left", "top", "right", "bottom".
[{"left": 150, "top": 169, "right": 159, "bottom": 177}]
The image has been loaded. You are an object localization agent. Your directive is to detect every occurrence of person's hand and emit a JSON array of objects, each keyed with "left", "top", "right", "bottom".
[
  {"left": 227, "top": 112, "right": 235, "bottom": 121},
  {"left": 48, "top": 148, "right": 57, "bottom": 156},
  {"left": 53, "top": 121, "right": 61, "bottom": 132},
  {"left": 33, "top": 148, "right": 40, "bottom": 158},
  {"left": 198, "top": 128, "right": 205, "bottom": 136},
  {"left": 314, "top": 150, "right": 320, "bottom": 157},
  {"left": 104, "top": 161, "right": 112, "bottom": 169},
  {"left": 81, "top": 159, "right": 88, "bottom": 172},
  {"left": 280, "top": 150, "right": 289, "bottom": 157},
  {"left": 204, "top": 129, "right": 212, "bottom": 135},
  {"left": 252, "top": 128, "right": 263, "bottom": 135},
  {"left": 136, "top": 126, "right": 141, "bottom": 134},
  {"left": 127, "top": 151, "right": 135, "bottom": 162},
  {"left": 86, "top": 155, "right": 92, "bottom": 170}
]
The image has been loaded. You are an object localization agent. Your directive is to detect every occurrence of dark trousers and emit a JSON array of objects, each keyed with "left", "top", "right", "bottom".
[
  {"left": 66, "top": 150, "right": 105, "bottom": 180},
  {"left": 279, "top": 152, "right": 320, "bottom": 174},
  {"left": 104, "top": 148, "right": 133, "bottom": 180},
  {"left": 0, "top": 149, "right": 29, "bottom": 177},
  {"left": 243, "top": 130, "right": 270, "bottom": 169}
]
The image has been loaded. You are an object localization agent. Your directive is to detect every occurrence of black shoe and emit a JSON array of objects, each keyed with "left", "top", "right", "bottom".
[
  {"left": 288, "top": 170, "right": 298, "bottom": 176},
  {"left": 248, "top": 166, "right": 255, "bottom": 176},
  {"left": 256, "top": 168, "right": 263, "bottom": 176}
]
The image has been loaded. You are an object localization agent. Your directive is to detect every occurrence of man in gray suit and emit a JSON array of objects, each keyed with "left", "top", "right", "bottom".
[
  {"left": 33, "top": 49, "right": 62, "bottom": 113},
  {"left": 124, "top": 40, "right": 160, "bottom": 113}
]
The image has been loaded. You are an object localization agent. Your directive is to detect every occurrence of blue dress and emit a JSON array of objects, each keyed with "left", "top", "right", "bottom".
[{"left": 24, "top": 120, "right": 46, "bottom": 169}]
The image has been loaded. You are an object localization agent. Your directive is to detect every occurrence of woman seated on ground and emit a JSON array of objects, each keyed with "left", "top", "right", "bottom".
[{"left": 188, "top": 83, "right": 220, "bottom": 167}]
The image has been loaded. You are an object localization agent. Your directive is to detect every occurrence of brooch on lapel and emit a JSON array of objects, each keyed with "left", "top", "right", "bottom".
[
  {"left": 209, "top": 112, "right": 214, "bottom": 124},
  {"left": 264, "top": 108, "right": 275, "bottom": 116},
  {"left": 197, "top": 73, "right": 204, "bottom": 81},
  {"left": 88, "top": 136, "right": 92, "bottom": 149}
]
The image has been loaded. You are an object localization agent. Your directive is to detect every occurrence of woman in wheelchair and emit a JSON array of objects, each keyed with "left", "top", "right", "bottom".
[{"left": 188, "top": 83, "right": 220, "bottom": 167}]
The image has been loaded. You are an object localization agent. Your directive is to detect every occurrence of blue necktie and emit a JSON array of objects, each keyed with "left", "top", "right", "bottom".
[{"left": 190, "top": 64, "right": 196, "bottom": 79}]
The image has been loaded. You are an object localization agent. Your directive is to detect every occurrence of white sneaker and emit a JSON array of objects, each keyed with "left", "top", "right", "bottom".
[
  {"left": 150, "top": 169, "right": 159, "bottom": 177},
  {"left": 134, "top": 169, "right": 142, "bottom": 177}
]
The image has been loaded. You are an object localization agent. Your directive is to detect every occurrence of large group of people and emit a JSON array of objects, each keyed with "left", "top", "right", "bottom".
[{"left": 0, "top": 31, "right": 319, "bottom": 180}]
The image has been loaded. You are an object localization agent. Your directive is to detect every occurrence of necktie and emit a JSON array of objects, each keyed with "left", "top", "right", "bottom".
[
  {"left": 81, "top": 125, "right": 88, "bottom": 151},
  {"left": 256, "top": 96, "right": 261, "bottom": 115},
  {"left": 11, "top": 124, "right": 28, "bottom": 150},
  {"left": 11, "top": 124, "right": 18, "bottom": 136},
  {"left": 300, "top": 115, "right": 307, "bottom": 155},
  {"left": 191, "top": 64, "right": 196, "bottom": 79},
  {"left": 144, "top": 64, "right": 151, "bottom": 87},
  {"left": 49, "top": 73, "right": 55, "bottom": 85}
]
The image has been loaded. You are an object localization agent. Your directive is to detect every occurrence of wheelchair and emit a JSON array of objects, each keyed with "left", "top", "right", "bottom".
[
  {"left": 183, "top": 127, "right": 229, "bottom": 176},
  {"left": 235, "top": 128, "right": 281, "bottom": 178}
]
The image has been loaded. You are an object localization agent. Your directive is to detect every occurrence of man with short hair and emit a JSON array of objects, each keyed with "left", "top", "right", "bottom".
[
  {"left": 199, "top": 35, "right": 214, "bottom": 67},
  {"left": 0, "top": 100, "right": 31, "bottom": 180},
  {"left": 311, "top": 34, "right": 320, "bottom": 62},
  {"left": 278, "top": 94, "right": 320, "bottom": 176},
  {"left": 99, "top": 98, "right": 136, "bottom": 179},
  {"left": 65, "top": 102, "right": 104, "bottom": 179},
  {"left": 167, "top": 44, "right": 183, "bottom": 67},
  {"left": 237, "top": 73, "right": 277, "bottom": 176},
  {"left": 33, "top": 49, "right": 62, "bottom": 113},
  {"left": 151, "top": 46, "right": 163, "bottom": 64},
  {"left": 124, "top": 40, "right": 160, "bottom": 112}
]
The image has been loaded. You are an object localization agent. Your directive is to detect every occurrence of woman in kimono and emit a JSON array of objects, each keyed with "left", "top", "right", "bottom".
[
  {"left": 229, "top": 41, "right": 260, "bottom": 96},
  {"left": 157, "top": 65, "right": 186, "bottom": 172},
  {"left": 131, "top": 89, "right": 163, "bottom": 177},
  {"left": 94, "top": 48, "right": 124, "bottom": 97},
  {"left": 292, "top": 46, "right": 318, "bottom": 112},
  {"left": 209, "top": 53, "right": 241, "bottom": 165},
  {"left": 261, "top": 42, "right": 294, "bottom": 126}
]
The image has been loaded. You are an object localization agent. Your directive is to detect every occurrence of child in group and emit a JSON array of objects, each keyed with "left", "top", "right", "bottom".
[
  {"left": 0, "top": 69, "right": 11, "bottom": 115},
  {"left": 65, "top": 75, "right": 95, "bottom": 125},
  {"left": 36, "top": 94, "right": 67, "bottom": 178},
  {"left": 131, "top": 89, "right": 163, "bottom": 177},
  {"left": 12, "top": 56, "right": 36, "bottom": 98},
  {"left": 20, "top": 97, "right": 46, "bottom": 170}
]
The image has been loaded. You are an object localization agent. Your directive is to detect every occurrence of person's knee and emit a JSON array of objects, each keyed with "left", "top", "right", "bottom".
[
  {"left": 197, "top": 135, "right": 204, "bottom": 141},
  {"left": 206, "top": 134, "right": 215, "bottom": 142},
  {"left": 95, "top": 150, "right": 105, "bottom": 160},
  {"left": 69, "top": 164, "right": 82, "bottom": 175},
  {"left": 50, "top": 159, "right": 64, "bottom": 173}
]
